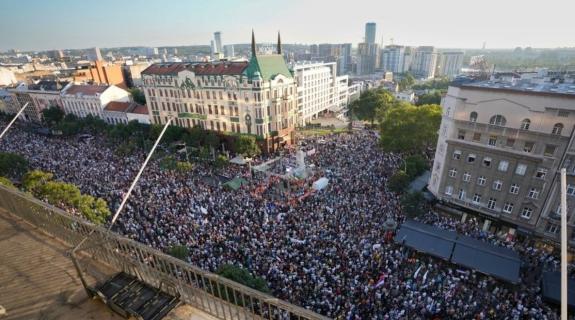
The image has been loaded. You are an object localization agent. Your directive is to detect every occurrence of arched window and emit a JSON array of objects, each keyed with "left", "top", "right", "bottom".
[
  {"left": 489, "top": 115, "right": 507, "bottom": 127},
  {"left": 469, "top": 111, "right": 478, "bottom": 122},
  {"left": 520, "top": 119, "right": 531, "bottom": 130},
  {"left": 552, "top": 123, "right": 564, "bottom": 135}
]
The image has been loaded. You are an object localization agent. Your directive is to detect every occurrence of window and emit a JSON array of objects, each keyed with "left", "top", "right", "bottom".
[
  {"left": 453, "top": 150, "right": 462, "bottom": 160},
  {"left": 506, "top": 138, "right": 515, "bottom": 148},
  {"left": 472, "top": 194, "right": 481, "bottom": 204},
  {"left": 488, "top": 136, "right": 497, "bottom": 146},
  {"left": 493, "top": 180, "right": 502, "bottom": 191},
  {"left": 567, "top": 184, "right": 575, "bottom": 196},
  {"left": 552, "top": 123, "right": 564, "bottom": 135},
  {"left": 510, "top": 184, "right": 520, "bottom": 194},
  {"left": 498, "top": 160, "right": 509, "bottom": 172},
  {"left": 445, "top": 186, "right": 453, "bottom": 195},
  {"left": 535, "top": 168, "right": 548, "bottom": 179},
  {"left": 544, "top": 145, "right": 556, "bottom": 157},
  {"left": 489, "top": 115, "right": 507, "bottom": 126},
  {"left": 545, "top": 223, "right": 558, "bottom": 234},
  {"left": 463, "top": 172, "right": 471, "bottom": 182},
  {"left": 558, "top": 111, "right": 570, "bottom": 118},
  {"left": 448, "top": 168, "right": 457, "bottom": 177},
  {"left": 458, "top": 130, "right": 466, "bottom": 140},
  {"left": 520, "top": 119, "right": 531, "bottom": 130},
  {"left": 528, "top": 188, "right": 539, "bottom": 199},
  {"left": 503, "top": 202, "right": 514, "bottom": 214},
  {"left": 483, "top": 157, "right": 492, "bottom": 167},
  {"left": 477, "top": 176, "right": 486, "bottom": 186},
  {"left": 467, "top": 154, "right": 476, "bottom": 163},
  {"left": 487, "top": 198, "right": 496, "bottom": 210},
  {"left": 522, "top": 207, "right": 533, "bottom": 219},
  {"left": 458, "top": 189, "right": 466, "bottom": 200},
  {"left": 515, "top": 164, "right": 527, "bottom": 176},
  {"left": 523, "top": 141, "right": 535, "bottom": 153},
  {"left": 470, "top": 112, "right": 478, "bottom": 122},
  {"left": 473, "top": 133, "right": 481, "bottom": 142}
]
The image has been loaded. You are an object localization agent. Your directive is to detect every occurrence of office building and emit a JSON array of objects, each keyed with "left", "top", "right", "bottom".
[
  {"left": 429, "top": 77, "right": 575, "bottom": 244},
  {"left": 436, "top": 51, "right": 464, "bottom": 78},
  {"left": 411, "top": 46, "right": 437, "bottom": 79},
  {"left": 365, "top": 22, "right": 376, "bottom": 44},
  {"left": 338, "top": 43, "right": 352, "bottom": 75},
  {"left": 357, "top": 43, "right": 379, "bottom": 75},
  {"left": 381, "top": 45, "right": 406, "bottom": 74},
  {"left": 224, "top": 45, "right": 235, "bottom": 58},
  {"left": 214, "top": 31, "right": 223, "bottom": 54},
  {"left": 61, "top": 84, "right": 131, "bottom": 119},
  {"left": 292, "top": 62, "right": 338, "bottom": 125},
  {"left": 141, "top": 32, "right": 297, "bottom": 150}
]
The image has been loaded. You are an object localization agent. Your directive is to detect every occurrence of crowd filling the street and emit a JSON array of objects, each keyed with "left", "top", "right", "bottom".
[{"left": 0, "top": 120, "right": 570, "bottom": 319}]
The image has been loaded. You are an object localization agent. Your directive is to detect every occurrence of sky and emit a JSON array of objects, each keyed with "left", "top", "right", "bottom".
[{"left": 1, "top": 0, "right": 574, "bottom": 52}]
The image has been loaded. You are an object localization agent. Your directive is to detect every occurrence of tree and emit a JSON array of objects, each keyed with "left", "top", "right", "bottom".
[
  {"left": 398, "top": 73, "right": 415, "bottom": 91},
  {"left": 22, "top": 170, "right": 54, "bottom": 194},
  {"left": 129, "top": 88, "right": 147, "bottom": 105},
  {"left": 42, "top": 106, "right": 65, "bottom": 126},
  {"left": 168, "top": 245, "right": 189, "bottom": 261},
  {"left": 388, "top": 171, "right": 411, "bottom": 193},
  {"left": 185, "top": 126, "right": 205, "bottom": 148},
  {"left": 0, "top": 176, "right": 15, "bottom": 189},
  {"left": 38, "top": 181, "right": 81, "bottom": 208},
  {"left": 351, "top": 89, "right": 395, "bottom": 125},
  {"left": 401, "top": 191, "right": 426, "bottom": 219},
  {"left": 214, "top": 154, "right": 229, "bottom": 168},
  {"left": 235, "top": 135, "right": 260, "bottom": 157},
  {"left": 77, "top": 195, "right": 111, "bottom": 225},
  {"left": 416, "top": 91, "right": 442, "bottom": 106},
  {"left": 379, "top": 104, "right": 442, "bottom": 154},
  {"left": 0, "top": 152, "right": 28, "bottom": 179},
  {"left": 204, "top": 131, "right": 221, "bottom": 150},
  {"left": 216, "top": 264, "right": 270, "bottom": 294},
  {"left": 175, "top": 161, "right": 193, "bottom": 173},
  {"left": 405, "top": 155, "right": 429, "bottom": 179}
]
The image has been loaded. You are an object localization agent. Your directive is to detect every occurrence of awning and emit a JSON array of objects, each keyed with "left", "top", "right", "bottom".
[
  {"left": 394, "top": 220, "right": 457, "bottom": 260},
  {"left": 223, "top": 177, "right": 248, "bottom": 191},
  {"left": 451, "top": 235, "right": 521, "bottom": 284},
  {"left": 541, "top": 272, "right": 575, "bottom": 308}
]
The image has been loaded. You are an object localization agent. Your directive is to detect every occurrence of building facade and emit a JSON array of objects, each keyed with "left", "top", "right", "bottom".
[
  {"left": 411, "top": 46, "right": 438, "bottom": 79},
  {"left": 103, "top": 101, "right": 149, "bottom": 125},
  {"left": 141, "top": 32, "right": 297, "bottom": 149},
  {"left": 436, "top": 51, "right": 464, "bottom": 78},
  {"left": 357, "top": 43, "right": 380, "bottom": 75},
  {"left": 7, "top": 80, "right": 71, "bottom": 122},
  {"left": 365, "top": 22, "right": 376, "bottom": 44},
  {"left": 381, "top": 45, "right": 406, "bottom": 74},
  {"left": 430, "top": 79, "right": 575, "bottom": 244},
  {"left": 61, "top": 84, "right": 131, "bottom": 119},
  {"left": 292, "top": 62, "right": 339, "bottom": 125},
  {"left": 74, "top": 60, "right": 126, "bottom": 86}
]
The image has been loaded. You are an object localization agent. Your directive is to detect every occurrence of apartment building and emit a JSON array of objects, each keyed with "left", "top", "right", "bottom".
[
  {"left": 61, "top": 84, "right": 131, "bottom": 119},
  {"left": 411, "top": 46, "right": 438, "bottom": 79},
  {"left": 141, "top": 32, "right": 297, "bottom": 149},
  {"left": 7, "top": 80, "right": 71, "bottom": 122},
  {"left": 430, "top": 78, "right": 575, "bottom": 245}
]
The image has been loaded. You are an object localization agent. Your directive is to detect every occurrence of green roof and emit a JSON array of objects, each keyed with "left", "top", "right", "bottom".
[{"left": 244, "top": 54, "right": 293, "bottom": 81}]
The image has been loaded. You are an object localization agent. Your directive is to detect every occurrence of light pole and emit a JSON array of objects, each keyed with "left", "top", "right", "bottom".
[
  {"left": 0, "top": 103, "right": 29, "bottom": 140},
  {"left": 560, "top": 168, "right": 568, "bottom": 320}
]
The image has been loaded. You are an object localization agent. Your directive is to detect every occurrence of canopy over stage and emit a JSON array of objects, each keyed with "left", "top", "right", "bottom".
[
  {"left": 541, "top": 272, "right": 575, "bottom": 308},
  {"left": 395, "top": 219, "right": 522, "bottom": 283},
  {"left": 452, "top": 235, "right": 521, "bottom": 284},
  {"left": 394, "top": 220, "right": 457, "bottom": 260}
]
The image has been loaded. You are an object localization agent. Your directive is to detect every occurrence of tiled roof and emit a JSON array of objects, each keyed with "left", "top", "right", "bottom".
[
  {"left": 64, "top": 84, "right": 109, "bottom": 95},
  {"left": 141, "top": 61, "right": 249, "bottom": 76},
  {"left": 104, "top": 101, "right": 148, "bottom": 114},
  {"left": 130, "top": 104, "right": 148, "bottom": 115},
  {"left": 141, "top": 63, "right": 190, "bottom": 76}
]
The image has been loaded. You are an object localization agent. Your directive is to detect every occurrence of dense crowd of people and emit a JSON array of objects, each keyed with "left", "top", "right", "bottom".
[{"left": 0, "top": 121, "right": 565, "bottom": 319}]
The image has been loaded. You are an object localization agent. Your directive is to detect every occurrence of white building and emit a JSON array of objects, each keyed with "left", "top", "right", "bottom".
[
  {"left": 411, "top": 46, "right": 438, "bottom": 79},
  {"left": 381, "top": 45, "right": 406, "bottom": 74},
  {"left": 436, "top": 51, "right": 464, "bottom": 78},
  {"left": 61, "top": 84, "right": 131, "bottom": 119},
  {"left": 0, "top": 68, "right": 16, "bottom": 86},
  {"left": 103, "top": 101, "right": 150, "bottom": 124},
  {"left": 293, "top": 62, "right": 339, "bottom": 125},
  {"left": 393, "top": 91, "right": 415, "bottom": 103}
]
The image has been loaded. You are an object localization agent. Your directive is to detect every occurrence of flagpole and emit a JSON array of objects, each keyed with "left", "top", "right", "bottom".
[
  {"left": 561, "top": 168, "right": 568, "bottom": 319},
  {"left": 0, "top": 102, "right": 29, "bottom": 140}
]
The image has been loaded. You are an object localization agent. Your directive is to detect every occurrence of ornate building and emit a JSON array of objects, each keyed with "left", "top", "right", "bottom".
[{"left": 141, "top": 32, "right": 297, "bottom": 149}]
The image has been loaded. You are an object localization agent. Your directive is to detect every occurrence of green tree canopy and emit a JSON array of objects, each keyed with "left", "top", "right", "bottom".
[
  {"left": 388, "top": 170, "right": 411, "bottom": 193},
  {"left": 379, "top": 104, "right": 442, "bottom": 154},
  {"left": 398, "top": 73, "right": 415, "bottom": 91},
  {"left": 0, "top": 152, "right": 28, "bottom": 179},
  {"left": 234, "top": 135, "right": 260, "bottom": 157},
  {"left": 415, "top": 91, "right": 442, "bottom": 106},
  {"left": 77, "top": 195, "right": 111, "bottom": 225},
  {"left": 0, "top": 176, "right": 15, "bottom": 189},
  {"left": 129, "top": 88, "right": 147, "bottom": 105},
  {"left": 405, "top": 155, "right": 429, "bottom": 179},
  {"left": 168, "top": 245, "right": 189, "bottom": 261},
  {"left": 216, "top": 264, "right": 270, "bottom": 294},
  {"left": 351, "top": 89, "right": 395, "bottom": 125},
  {"left": 42, "top": 106, "right": 65, "bottom": 127},
  {"left": 22, "top": 170, "right": 54, "bottom": 193},
  {"left": 401, "top": 191, "right": 426, "bottom": 219},
  {"left": 38, "top": 181, "right": 82, "bottom": 208}
]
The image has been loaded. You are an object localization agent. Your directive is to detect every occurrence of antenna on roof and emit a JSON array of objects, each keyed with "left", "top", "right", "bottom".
[{"left": 251, "top": 29, "right": 257, "bottom": 57}]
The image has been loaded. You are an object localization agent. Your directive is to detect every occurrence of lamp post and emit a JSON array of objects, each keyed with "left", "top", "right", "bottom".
[{"left": 0, "top": 103, "right": 29, "bottom": 140}]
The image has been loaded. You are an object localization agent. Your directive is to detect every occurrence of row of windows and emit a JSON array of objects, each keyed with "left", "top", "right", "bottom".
[
  {"left": 445, "top": 187, "right": 535, "bottom": 218},
  {"left": 469, "top": 112, "right": 564, "bottom": 135},
  {"left": 457, "top": 131, "right": 558, "bottom": 156},
  {"left": 451, "top": 151, "right": 549, "bottom": 178},
  {"left": 446, "top": 170, "right": 540, "bottom": 198}
]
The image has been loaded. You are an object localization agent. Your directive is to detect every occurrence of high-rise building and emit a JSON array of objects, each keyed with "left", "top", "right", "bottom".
[
  {"left": 410, "top": 46, "right": 437, "bottom": 79},
  {"left": 436, "top": 51, "right": 464, "bottom": 78},
  {"left": 381, "top": 45, "right": 406, "bottom": 74},
  {"left": 292, "top": 62, "right": 339, "bottom": 125},
  {"left": 214, "top": 31, "right": 223, "bottom": 54},
  {"left": 429, "top": 77, "right": 575, "bottom": 244},
  {"left": 357, "top": 43, "right": 379, "bottom": 75},
  {"left": 141, "top": 32, "right": 297, "bottom": 150},
  {"left": 309, "top": 44, "right": 319, "bottom": 57},
  {"left": 365, "top": 22, "right": 376, "bottom": 44},
  {"left": 338, "top": 43, "right": 352, "bottom": 75},
  {"left": 224, "top": 45, "right": 235, "bottom": 58},
  {"left": 87, "top": 47, "right": 103, "bottom": 61}
]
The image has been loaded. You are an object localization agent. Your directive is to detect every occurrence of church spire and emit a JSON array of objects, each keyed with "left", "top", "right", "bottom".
[
  {"left": 277, "top": 31, "right": 282, "bottom": 55},
  {"left": 251, "top": 29, "right": 257, "bottom": 57}
]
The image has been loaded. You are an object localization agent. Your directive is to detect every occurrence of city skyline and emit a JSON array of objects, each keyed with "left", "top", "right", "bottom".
[{"left": 1, "top": 0, "right": 574, "bottom": 52}]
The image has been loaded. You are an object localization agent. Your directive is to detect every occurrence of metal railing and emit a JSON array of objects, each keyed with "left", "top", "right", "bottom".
[{"left": 0, "top": 185, "right": 329, "bottom": 320}]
